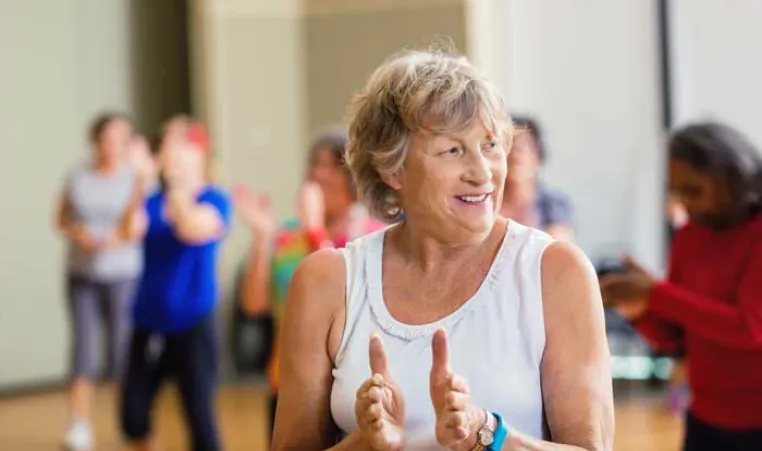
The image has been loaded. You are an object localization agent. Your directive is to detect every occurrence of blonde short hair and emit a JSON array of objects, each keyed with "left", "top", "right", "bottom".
[{"left": 345, "top": 48, "right": 512, "bottom": 221}]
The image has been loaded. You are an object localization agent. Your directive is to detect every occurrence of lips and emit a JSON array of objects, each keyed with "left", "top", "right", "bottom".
[{"left": 455, "top": 193, "right": 491, "bottom": 204}]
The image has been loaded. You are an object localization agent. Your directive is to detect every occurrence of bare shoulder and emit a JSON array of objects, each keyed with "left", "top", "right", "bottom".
[
  {"left": 540, "top": 240, "right": 599, "bottom": 303},
  {"left": 539, "top": 239, "right": 604, "bottom": 340},
  {"left": 288, "top": 248, "right": 346, "bottom": 313},
  {"left": 283, "top": 248, "right": 348, "bottom": 358}
]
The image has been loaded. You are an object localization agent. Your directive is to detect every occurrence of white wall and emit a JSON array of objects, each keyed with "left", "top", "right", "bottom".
[
  {"left": 0, "top": 0, "right": 80, "bottom": 388},
  {"left": 670, "top": 0, "right": 762, "bottom": 147},
  {"left": 0, "top": 0, "right": 141, "bottom": 387},
  {"left": 0, "top": 0, "right": 189, "bottom": 389},
  {"left": 473, "top": 0, "right": 666, "bottom": 271}
]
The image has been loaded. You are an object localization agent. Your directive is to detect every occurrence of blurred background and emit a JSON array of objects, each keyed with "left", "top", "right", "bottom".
[{"left": 2, "top": 0, "right": 761, "bottom": 450}]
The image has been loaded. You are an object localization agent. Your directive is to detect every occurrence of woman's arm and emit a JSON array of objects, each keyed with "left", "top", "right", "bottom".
[
  {"left": 166, "top": 188, "right": 230, "bottom": 245},
  {"left": 55, "top": 193, "right": 99, "bottom": 253},
  {"left": 55, "top": 194, "right": 78, "bottom": 239},
  {"left": 645, "top": 238, "right": 762, "bottom": 349},
  {"left": 504, "top": 241, "right": 614, "bottom": 451},
  {"left": 240, "top": 230, "right": 274, "bottom": 315},
  {"left": 272, "top": 249, "right": 369, "bottom": 450},
  {"left": 109, "top": 178, "right": 149, "bottom": 245}
]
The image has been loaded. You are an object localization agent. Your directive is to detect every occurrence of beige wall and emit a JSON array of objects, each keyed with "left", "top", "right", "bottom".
[
  {"left": 304, "top": 3, "right": 466, "bottom": 135},
  {"left": 0, "top": 0, "right": 189, "bottom": 388},
  {"left": 191, "top": 0, "right": 466, "bottom": 377},
  {"left": 0, "top": 0, "right": 80, "bottom": 388}
]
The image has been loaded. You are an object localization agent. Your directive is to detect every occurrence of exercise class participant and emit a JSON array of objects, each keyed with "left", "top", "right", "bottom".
[
  {"left": 602, "top": 121, "right": 762, "bottom": 451},
  {"left": 57, "top": 112, "right": 141, "bottom": 451},
  {"left": 271, "top": 48, "right": 613, "bottom": 450},
  {"left": 120, "top": 119, "right": 231, "bottom": 451},
  {"left": 234, "top": 128, "right": 385, "bottom": 441}
]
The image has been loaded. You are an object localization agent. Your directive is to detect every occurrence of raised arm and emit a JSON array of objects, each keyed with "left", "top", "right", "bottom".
[
  {"left": 166, "top": 188, "right": 230, "bottom": 245},
  {"left": 505, "top": 241, "right": 614, "bottom": 451},
  {"left": 111, "top": 177, "right": 150, "bottom": 244},
  {"left": 233, "top": 185, "right": 280, "bottom": 315},
  {"left": 239, "top": 229, "right": 274, "bottom": 315},
  {"left": 271, "top": 249, "right": 368, "bottom": 450}
]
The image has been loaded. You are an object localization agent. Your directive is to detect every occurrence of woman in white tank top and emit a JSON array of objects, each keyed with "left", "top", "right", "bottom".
[{"left": 271, "top": 48, "right": 614, "bottom": 451}]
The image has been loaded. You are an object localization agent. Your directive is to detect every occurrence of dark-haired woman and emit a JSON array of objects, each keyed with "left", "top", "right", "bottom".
[
  {"left": 602, "top": 121, "right": 762, "bottom": 450},
  {"left": 56, "top": 113, "right": 143, "bottom": 451},
  {"left": 499, "top": 115, "right": 574, "bottom": 241},
  {"left": 233, "top": 128, "right": 386, "bottom": 441}
]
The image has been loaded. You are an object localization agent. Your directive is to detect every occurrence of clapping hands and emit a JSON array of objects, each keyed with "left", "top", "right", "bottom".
[
  {"left": 355, "top": 329, "right": 484, "bottom": 450},
  {"left": 355, "top": 334, "right": 406, "bottom": 451}
]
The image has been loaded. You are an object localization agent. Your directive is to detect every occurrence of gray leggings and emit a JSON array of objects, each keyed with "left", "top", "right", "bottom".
[{"left": 68, "top": 275, "right": 136, "bottom": 381}]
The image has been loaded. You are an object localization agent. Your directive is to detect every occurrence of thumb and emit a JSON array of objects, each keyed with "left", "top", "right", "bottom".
[
  {"left": 369, "top": 333, "right": 390, "bottom": 378},
  {"left": 430, "top": 328, "right": 451, "bottom": 383}
]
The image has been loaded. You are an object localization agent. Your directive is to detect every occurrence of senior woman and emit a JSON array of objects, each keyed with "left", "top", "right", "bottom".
[{"left": 271, "top": 49, "right": 614, "bottom": 451}]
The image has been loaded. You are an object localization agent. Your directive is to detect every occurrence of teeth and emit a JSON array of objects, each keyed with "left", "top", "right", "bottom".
[{"left": 459, "top": 194, "right": 488, "bottom": 203}]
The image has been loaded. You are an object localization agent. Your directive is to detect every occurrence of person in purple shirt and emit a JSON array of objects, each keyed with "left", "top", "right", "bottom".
[{"left": 499, "top": 115, "right": 574, "bottom": 240}]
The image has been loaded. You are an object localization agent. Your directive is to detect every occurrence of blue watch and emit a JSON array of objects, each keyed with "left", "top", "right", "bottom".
[
  {"left": 488, "top": 412, "right": 508, "bottom": 450},
  {"left": 473, "top": 411, "right": 509, "bottom": 451}
]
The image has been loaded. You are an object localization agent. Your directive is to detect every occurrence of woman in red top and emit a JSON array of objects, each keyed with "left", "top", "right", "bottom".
[{"left": 602, "top": 121, "right": 762, "bottom": 451}]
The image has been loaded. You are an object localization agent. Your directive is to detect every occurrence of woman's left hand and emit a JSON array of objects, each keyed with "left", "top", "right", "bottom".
[
  {"left": 599, "top": 265, "right": 655, "bottom": 321},
  {"left": 430, "top": 329, "right": 484, "bottom": 451}
]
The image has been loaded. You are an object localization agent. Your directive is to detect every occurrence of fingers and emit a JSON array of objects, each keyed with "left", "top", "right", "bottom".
[
  {"left": 448, "top": 374, "right": 470, "bottom": 395},
  {"left": 445, "top": 391, "right": 469, "bottom": 413},
  {"left": 622, "top": 254, "right": 649, "bottom": 275},
  {"left": 430, "top": 328, "right": 451, "bottom": 384},
  {"left": 355, "top": 373, "right": 400, "bottom": 448},
  {"left": 369, "top": 334, "right": 390, "bottom": 378},
  {"left": 600, "top": 274, "right": 644, "bottom": 307}
]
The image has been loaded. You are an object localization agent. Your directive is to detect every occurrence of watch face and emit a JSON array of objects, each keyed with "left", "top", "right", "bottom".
[{"left": 479, "top": 428, "right": 495, "bottom": 445}]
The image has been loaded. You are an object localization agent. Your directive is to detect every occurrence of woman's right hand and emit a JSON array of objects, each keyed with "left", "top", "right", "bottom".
[
  {"left": 71, "top": 224, "right": 100, "bottom": 254},
  {"left": 355, "top": 335, "right": 405, "bottom": 451},
  {"left": 233, "top": 183, "right": 277, "bottom": 237}
]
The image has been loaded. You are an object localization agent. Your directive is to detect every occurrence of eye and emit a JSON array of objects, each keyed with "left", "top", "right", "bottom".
[
  {"left": 440, "top": 146, "right": 462, "bottom": 157},
  {"left": 482, "top": 140, "right": 500, "bottom": 153}
]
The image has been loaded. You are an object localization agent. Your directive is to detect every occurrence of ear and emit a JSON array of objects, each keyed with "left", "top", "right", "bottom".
[{"left": 380, "top": 169, "right": 403, "bottom": 191}]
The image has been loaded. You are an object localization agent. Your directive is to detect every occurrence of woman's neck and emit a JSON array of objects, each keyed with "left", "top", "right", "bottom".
[
  {"left": 391, "top": 217, "right": 507, "bottom": 275},
  {"left": 92, "top": 157, "right": 120, "bottom": 175}
]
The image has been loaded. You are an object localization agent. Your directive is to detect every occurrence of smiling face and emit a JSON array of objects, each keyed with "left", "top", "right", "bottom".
[{"left": 387, "top": 120, "right": 507, "bottom": 242}]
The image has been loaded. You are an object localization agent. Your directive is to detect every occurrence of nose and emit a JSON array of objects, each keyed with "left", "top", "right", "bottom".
[{"left": 463, "top": 149, "right": 491, "bottom": 186}]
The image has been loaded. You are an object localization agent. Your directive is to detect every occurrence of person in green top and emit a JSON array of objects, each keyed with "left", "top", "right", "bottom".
[{"left": 233, "top": 128, "right": 387, "bottom": 442}]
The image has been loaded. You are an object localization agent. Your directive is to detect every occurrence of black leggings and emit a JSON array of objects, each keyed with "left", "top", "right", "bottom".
[
  {"left": 684, "top": 412, "right": 762, "bottom": 451},
  {"left": 120, "top": 315, "right": 220, "bottom": 451}
]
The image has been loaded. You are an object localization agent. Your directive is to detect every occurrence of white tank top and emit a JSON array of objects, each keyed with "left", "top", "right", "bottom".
[{"left": 330, "top": 221, "right": 552, "bottom": 450}]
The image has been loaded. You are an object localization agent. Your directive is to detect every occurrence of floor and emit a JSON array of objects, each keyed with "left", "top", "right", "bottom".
[{"left": 0, "top": 384, "right": 683, "bottom": 450}]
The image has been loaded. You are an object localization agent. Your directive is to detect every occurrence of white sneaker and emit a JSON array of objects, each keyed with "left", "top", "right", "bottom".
[{"left": 63, "top": 421, "right": 94, "bottom": 451}]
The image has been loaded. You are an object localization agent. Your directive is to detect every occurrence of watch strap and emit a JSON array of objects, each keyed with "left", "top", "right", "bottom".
[{"left": 488, "top": 412, "right": 509, "bottom": 450}]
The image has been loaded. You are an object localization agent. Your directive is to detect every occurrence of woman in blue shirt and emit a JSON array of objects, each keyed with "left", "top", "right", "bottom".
[{"left": 119, "top": 118, "right": 231, "bottom": 451}]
